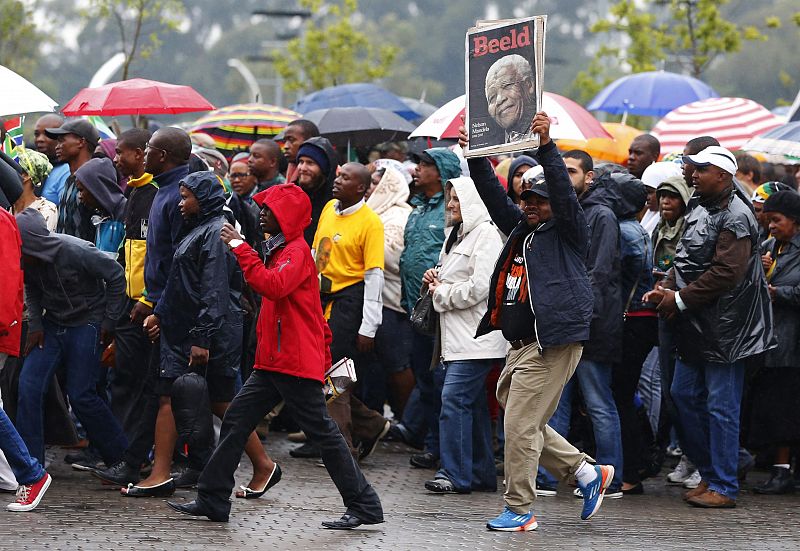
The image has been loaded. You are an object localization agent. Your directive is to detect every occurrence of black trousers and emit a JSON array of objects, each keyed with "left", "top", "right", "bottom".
[
  {"left": 121, "top": 342, "right": 160, "bottom": 466},
  {"left": 612, "top": 315, "right": 659, "bottom": 484},
  {"left": 111, "top": 299, "right": 153, "bottom": 437},
  {"left": 196, "top": 369, "right": 383, "bottom": 521}
]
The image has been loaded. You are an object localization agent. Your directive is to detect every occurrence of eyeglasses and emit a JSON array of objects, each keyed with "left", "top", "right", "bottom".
[
  {"left": 229, "top": 172, "right": 250, "bottom": 179},
  {"left": 145, "top": 142, "right": 169, "bottom": 155}
]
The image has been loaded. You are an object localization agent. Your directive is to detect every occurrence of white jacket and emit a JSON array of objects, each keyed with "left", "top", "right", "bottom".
[
  {"left": 433, "top": 177, "right": 507, "bottom": 361},
  {"left": 367, "top": 167, "right": 412, "bottom": 313}
]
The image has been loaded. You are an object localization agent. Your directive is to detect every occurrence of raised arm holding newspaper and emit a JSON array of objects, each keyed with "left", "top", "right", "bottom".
[{"left": 461, "top": 113, "right": 615, "bottom": 532}]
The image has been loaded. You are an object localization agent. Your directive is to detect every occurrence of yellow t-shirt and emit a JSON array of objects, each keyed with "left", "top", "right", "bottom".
[{"left": 313, "top": 200, "right": 385, "bottom": 294}]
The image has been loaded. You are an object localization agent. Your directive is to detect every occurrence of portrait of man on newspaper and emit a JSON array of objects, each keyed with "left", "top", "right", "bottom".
[{"left": 484, "top": 54, "right": 536, "bottom": 144}]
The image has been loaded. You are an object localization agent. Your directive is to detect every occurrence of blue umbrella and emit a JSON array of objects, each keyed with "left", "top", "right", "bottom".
[
  {"left": 743, "top": 121, "right": 800, "bottom": 158},
  {"left": 292, "top": 83, "right": 419, "bottom": 121},
  {"left": 587, "top": 71, "right": 718, "bottom": 117}
]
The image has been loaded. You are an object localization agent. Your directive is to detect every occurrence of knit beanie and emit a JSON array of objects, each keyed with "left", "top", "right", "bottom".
[
  {"left": 763, "top": 190, "right": 800, "bottom": 222},
  {"left": 296, "top": 142, "right": 331, "bottom": 176}
]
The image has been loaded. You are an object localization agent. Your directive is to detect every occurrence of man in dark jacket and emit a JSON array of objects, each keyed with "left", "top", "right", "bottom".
[
  {"left": 75, "top": 157, "right": 126, "bottom": 255},
  {"left": 539, "top": 149, "right": 624, "bottom": 495},
  {"left": 464, "top": 114, "right": 615, "bottom": 531},
  {"left": 293, "top": 136, "right": 336, "bottom": 245},
  {"left": 15, "top": 209, "right": 128, "bottom": 467},
  {"left": 644, "top": 146, "right": 775, "bottom": 508},
  {"left": 167, "top": 183, "right": 384, "bottom": 528}
]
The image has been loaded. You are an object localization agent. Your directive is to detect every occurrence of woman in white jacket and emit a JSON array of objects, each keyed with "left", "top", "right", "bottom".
[{"left": 422, "top": 176, "right": 506, "bottom": 494}]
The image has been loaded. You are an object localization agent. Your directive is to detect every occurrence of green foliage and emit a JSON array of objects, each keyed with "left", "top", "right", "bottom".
[
  {"left": 83, "top": 0, "right": 184, "bottom": 79},
  {"left": 0, "top": 0, "right": 42, "bottom": 78},
  {"left": 574, "top": 0, "right": 768, "bottom": 99},
  {"left": 273, "top": 0, "right": 399, "bottom": 93}
]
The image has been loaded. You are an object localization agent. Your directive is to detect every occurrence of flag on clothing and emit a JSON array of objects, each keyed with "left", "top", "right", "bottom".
[{"left": 2, "top": 116, "right": 25, "bottom": 160}]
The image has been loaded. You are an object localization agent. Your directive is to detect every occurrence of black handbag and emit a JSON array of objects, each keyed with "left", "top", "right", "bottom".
[
  {"left": 410, "top": 290, "right": 438, "bottom": 336},
  {"left": 171, "top": 370, "right": 214, "bottom": 452}
]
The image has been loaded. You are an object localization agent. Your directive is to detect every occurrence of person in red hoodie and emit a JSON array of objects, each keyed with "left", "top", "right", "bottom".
[
  {"left": 167, "top": 183, "right": 384, "bottom": 528},
  {"left": 0, "top": 206, "right": 51, "bottom": 512}
]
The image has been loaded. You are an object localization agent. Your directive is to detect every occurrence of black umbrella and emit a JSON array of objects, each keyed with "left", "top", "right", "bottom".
[{"left": 303, "top": 107, "right": 416, "bottom": 155}]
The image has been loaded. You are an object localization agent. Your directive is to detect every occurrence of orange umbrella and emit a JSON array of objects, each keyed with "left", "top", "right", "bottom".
[{"left": 556, "top": 122, "right": 643, "bottom": 164}]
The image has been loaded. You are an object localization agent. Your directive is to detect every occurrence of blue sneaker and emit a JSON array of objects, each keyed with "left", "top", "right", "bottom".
[
  {"left": 486, "top": 506, "right": 538, "bottom": 531},
  {"left": 578, "top": 464, "right": 614, "bottom": 520}
]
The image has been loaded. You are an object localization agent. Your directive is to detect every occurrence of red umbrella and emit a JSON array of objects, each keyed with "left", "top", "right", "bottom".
[
  {"left": 61, "top": 78, "right": 214, "bottom": 116},
  {"left": 410, "top": 92, "right": 611, "bottom": 142}
]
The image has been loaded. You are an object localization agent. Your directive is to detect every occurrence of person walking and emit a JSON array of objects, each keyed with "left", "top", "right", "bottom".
[
  {"left": 166, "top": 183, "right": 383, "bottom": 528},
  {"left": 462, "top": 113, "right": 614, "bottom": 531}
]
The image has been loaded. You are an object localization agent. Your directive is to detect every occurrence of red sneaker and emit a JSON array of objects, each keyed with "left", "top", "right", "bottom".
[{"left": 7, "top": 472, "right": 51, "bottom": 512}]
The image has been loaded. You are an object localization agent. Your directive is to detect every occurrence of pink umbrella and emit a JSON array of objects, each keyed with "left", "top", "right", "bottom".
[
  {"left": 409, "top": 92, "right": 611, "bottom": 141},
  {"left": 62, "top": 78, "right": 215, "bottom": 116},
  {"left": 651, "top": 97, "right": 783, "bottom": 154}
]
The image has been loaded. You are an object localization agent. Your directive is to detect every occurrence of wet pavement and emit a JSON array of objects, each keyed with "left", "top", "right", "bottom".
[{"left": 4, "top": 436, "right": 800, "bottom": 550}]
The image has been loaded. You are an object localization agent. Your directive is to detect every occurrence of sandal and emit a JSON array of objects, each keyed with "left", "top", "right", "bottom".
[{"left": 235, "top": 463, "right": 282, "bottom": 499}]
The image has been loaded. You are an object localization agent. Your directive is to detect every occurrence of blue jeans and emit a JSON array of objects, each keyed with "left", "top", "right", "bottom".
[
  {"left": 0, "top": 354, "right": 44, "bottom": 485},
  {"left": 400, "top": 330, "right": 437, "bottom": 454},
  {"left": 538, "top": 359, "right": 623, "bottom": 490},
  {"left": 435, "top": 359, "right": 496, "bottom": 491},
  {"left": 17, "top": 321, "right": 128, "bottom": 465},
  {"left": 671, "top": 358, "right": 745, "bottom": 499}
]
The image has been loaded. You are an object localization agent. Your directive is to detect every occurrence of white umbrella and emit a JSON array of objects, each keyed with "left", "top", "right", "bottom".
[{"left": 0, "top": 65, "right": 59, "bottom": 117}]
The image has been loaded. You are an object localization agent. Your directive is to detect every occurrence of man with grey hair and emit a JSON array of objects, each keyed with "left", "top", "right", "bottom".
[{"left": 484, "top": 54, "right": 536, "bottom": 143}]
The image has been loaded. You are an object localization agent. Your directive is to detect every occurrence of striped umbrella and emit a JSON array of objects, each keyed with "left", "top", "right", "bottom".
[
  {"left": 651, "top": 97, "right": 783, "bottom": 154},
  {"left": 742, "top": 121, "right": 800, "bottom": 159},
  {"left": 188, "top": 103, "right": 301, "bottom": 155}
]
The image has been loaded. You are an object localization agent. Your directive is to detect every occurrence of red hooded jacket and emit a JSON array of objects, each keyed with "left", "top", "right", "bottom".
[
  {"left": 0, "top": 209, "right": 23, "bottom": 356},
  {"left": 232, "top": 184, "right": 331, "bottom": 382}
]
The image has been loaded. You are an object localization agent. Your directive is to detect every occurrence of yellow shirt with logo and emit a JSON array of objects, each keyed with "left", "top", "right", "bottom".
[{"left": 313, "top": 200, "right": 384, "bottom": 294}]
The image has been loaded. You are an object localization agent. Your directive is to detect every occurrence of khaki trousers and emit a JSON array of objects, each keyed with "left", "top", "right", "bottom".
[{"left": 497, "top": 340, "right": 589, "bottom": 513}]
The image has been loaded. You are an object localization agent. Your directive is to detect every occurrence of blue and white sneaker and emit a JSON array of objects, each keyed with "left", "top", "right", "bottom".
[
  {"left": 578, "top": 464, "right": 615, "bottom": 520},
  {"left": 486, "top": 506, "right": 538, "bottom": 531}
]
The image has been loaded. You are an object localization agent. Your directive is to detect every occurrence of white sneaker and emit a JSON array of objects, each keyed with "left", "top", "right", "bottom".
[
  {"left": 666, "top": 455, "right": 694, "bottom": 484},
  {"left": 535, "top": 486, "right": 557, "bottom": 497},
  {"left": 682, "top": 470, "right": 702, "bottom": 489}
]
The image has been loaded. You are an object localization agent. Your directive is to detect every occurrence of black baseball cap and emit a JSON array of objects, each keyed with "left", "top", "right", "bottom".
[
  {"left": 519, "top": 181, "right": 549, "bottom": 200},
  {"left": 45, "top": 119, "right": 100, "bottom": 147},
  {"left": 409, "top": 151, "right": 435, "bottom": 165}
]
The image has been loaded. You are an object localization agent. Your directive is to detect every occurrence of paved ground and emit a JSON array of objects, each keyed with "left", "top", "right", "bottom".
[{"left": 4, "top": 436, "right": 800, "bottom": 550}]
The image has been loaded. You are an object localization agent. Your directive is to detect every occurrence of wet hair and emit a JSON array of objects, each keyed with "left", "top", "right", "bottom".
[
  {"left": 563, "top": 149, "right": 594, "bottom": 173},
  {"left": 286, "top": 119, "right": 320, "bottom": 140},
  {"left": 734, "top": 151, "right": 761, "bottom": 184},
  {"left": 118, "top": 128, "right": 151, "bottom": 151},
  {"left": 684, "top": 136, "right": 719, "bottom": 155}
]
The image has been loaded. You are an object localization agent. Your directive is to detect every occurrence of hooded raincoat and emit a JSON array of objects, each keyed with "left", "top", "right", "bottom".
[
  {"left": 653, "top": 175, "right": 692, "bottom": 273},
  {"left": 154, "top": 172, "right": 243, "bottom": 378},
  {"left": 16, "top": 209, "right": 126, "bottom": 334},
  {"left": 232, "top": 183, "right": 332, "bottom": 382},
  {"left": 75, "top": 157, "right": 126, "bottom": 256},
  {"left": 399, "top": 147, "right": 462, "bottom": 314},
  {"left": 433, "top": 177, "right": 506, "bottom": 361},
  {"left": 668, "top": 187, "right": 775, "bottom": 363},
  {"left": 366, "top": 166, "right": 412, "bottom": 313},
  {"left": 0, "top": 209, "right": 23, "bottom": 356}
]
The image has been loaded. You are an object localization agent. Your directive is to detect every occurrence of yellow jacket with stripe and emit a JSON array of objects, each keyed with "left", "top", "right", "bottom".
[{"left": 122, "top": 173, "right": 158, "bottom": 303}]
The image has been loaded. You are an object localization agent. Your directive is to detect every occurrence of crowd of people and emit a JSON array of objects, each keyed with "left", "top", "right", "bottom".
[{"left": 0, "top": 105, "right": 799, "bottom": 532}]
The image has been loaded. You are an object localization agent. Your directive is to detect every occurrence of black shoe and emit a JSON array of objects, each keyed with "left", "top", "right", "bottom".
[
  {"left": 171, "top": 467, "right": 202, "bottom": 489},
  {"left": 67, "top": 448, "right": 105, "bottom": 472},
  {"left": 622, "top": 482, "right": 644, "bottom": 495},
  {"left": 358, "top": 421, "right": 391, "bottom": 461},
  {"left": 754, "top": 466, "right": 795, "bottom": 495},
  {"left": 92, "top": 460, "right": 140, "bottom": 486},
  {"left": 167, "top": 499, "right": 229, "bottom": 522},
  {"left": 409, "top": 452, "right": 438, "bottom": 469},
  {"left": 121, "top": 478, "right": 176, "bottom": 498},
  {"left": 321, "top": 513, "right": 383, "bottom": 530},
  {"left": 290, "top": 442, "right": 321, "bottom": 458}
]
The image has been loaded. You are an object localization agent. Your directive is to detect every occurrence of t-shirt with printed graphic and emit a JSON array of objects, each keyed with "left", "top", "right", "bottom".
[
  {"left": 312, "top": 199, "right": 384, "bottom": 294},
  {"left": 500, "top": 238, "right": 536, "bottom": 342}
]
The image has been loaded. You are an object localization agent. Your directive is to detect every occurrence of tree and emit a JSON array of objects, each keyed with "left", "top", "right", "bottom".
[
  {"left": 273, "top": 0, "right": 399, "bottom": 93},
  {"left": 571, "top": 0, "right": 766, "bottom": 104},
  {"left": 0, "top": 0, "right": 42, "bottom": 78},
  {"left": 83, "top": 0, "right": 184, "bottom": 80}
]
